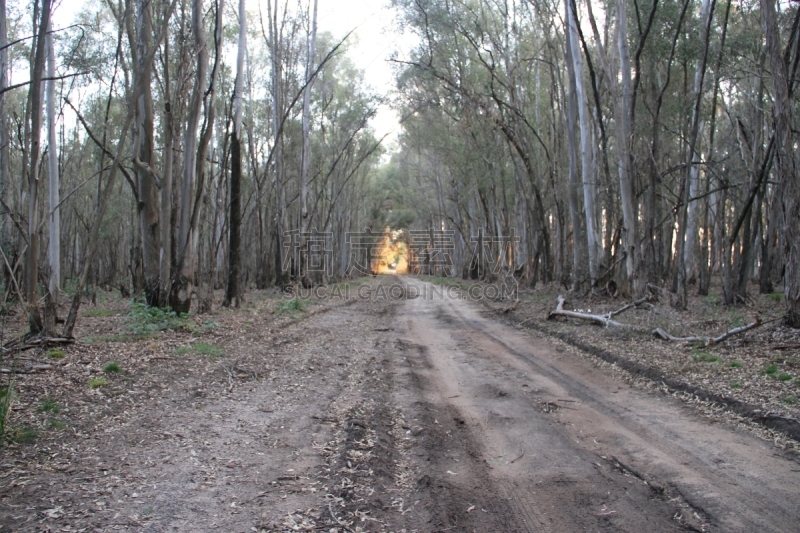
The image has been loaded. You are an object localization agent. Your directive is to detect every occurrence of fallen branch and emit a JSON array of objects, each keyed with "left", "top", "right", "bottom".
[
  {"left": 504, "top": 299, "right": 520, "bottom": 313},
  {"left": 1, "top": 335, "right": 74, "bottom": 355},
  {"left": 653, "top": 318, "right": 762, "bottom": 347},
  {"left": 547, "top": 296, "right": 631, "bottom": 328},
  {"left": 0, "top": 364, "right": 53, "bottom": 374}
]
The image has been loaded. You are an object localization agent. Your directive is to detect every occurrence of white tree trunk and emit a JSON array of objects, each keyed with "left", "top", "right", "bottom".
[
  {"left": 46, "top": 18, "right": 60, "bottom": 302},
  {"left": 566, "top": 0, "right": 599, "bottom": 285},
  {"left": 615, "top": 0, "right": 638, "bottom": 296}
]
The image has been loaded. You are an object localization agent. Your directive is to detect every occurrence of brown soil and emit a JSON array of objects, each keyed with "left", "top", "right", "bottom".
[{"left": 0, "top": 276, "right": 799, "bottom": 532}]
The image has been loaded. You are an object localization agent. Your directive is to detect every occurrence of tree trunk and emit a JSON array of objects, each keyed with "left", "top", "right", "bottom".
[
  {"left": 172, "top": 0, "right": 210, "bottom": 313},
  {"left": 45, "top": 16, "right": 60, "bottom": 335},
  {"left": 133, "top": 0, "right": 160, "bottom": 305},
  {"left": 159, "top": 4, "right": 173, "bottom": 308},
  {"left": 299, "top": 0, "right": 318, "bottom": 285},
  {"left": 615, "top": 0, "right": 639, "bottom": 298},
  {"left": 25, "top": 0, "right": 51, "bottom": 335},
  {"left": 225, "top": 0, "right": 246, "bottom": 308},
  {"left": 0, "top": 0, "right": 8, "bottom": 271},
  {"left": 761, "top": 0, "right": 800, "bottom": 326},
  {"left": 562, "top": 31, "right": 584, "bottom": 288},
  {"left": 566, "top": 0, "right": 599, "bottom": 287},
  {"left": 675, "top": 0, "right": 716, "bottom": 308}
]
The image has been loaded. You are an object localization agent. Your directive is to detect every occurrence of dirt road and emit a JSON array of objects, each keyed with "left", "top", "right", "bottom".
[
  {"left": 394, "top": 277, "right": 800, "bottom": 532},
  {"left": 2, "top": 277, "right": 799, "bottom": 532}
]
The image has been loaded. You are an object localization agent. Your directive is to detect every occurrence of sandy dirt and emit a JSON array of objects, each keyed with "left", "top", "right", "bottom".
[{"left": 1, "top": 277, "right": 799, "bottom": 532}]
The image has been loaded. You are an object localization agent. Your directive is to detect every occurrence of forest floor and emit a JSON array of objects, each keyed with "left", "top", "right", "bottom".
[{"left": 0, "top": 275, "right": 798, "bottom": 532}]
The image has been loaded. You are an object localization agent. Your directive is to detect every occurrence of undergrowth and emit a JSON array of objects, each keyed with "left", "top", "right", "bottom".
[{"left": 127, "top": 300, "right": 190, "bottom": 335}]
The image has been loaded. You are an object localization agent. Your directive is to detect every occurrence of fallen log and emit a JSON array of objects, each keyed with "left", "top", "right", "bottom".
[
  {"left": 548, "top": 296, "right": 631, "bottom": 328},
  {"left": 0, "top": 364, "right": 54, "bottom": 374},
  {"left": 1, "top": 335, "right": 74, "bottom": 355},
  {"left": 652, "top": 318, "right": 762, "bottom": 347}
]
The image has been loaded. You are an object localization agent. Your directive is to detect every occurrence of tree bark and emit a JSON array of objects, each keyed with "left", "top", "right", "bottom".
[
  {"left": 25, "top": 0, "right": 51, "bottom": 334},
  {"left": 761, "top": 0, "right": 800, "bottom": 326},
  {"left": 172, "top": 0, "right": 210, "bottom": 313},
  {"left": 225, "top": 0, "right": 246, "bottom": 308},
  {"left": 133, "top": 0, "right": 160, "bottom": 305},
  {"left": 615, "top": 0, "right": 639, "bottom": 297},
  {"left": 45, "top": 16, "right": 60, "bottom": 336}
]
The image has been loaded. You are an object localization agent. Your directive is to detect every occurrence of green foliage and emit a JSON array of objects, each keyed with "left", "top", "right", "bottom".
[
  {"left": 47, "top": 349, "right": 66, "bottom": 359},
  {"left": 763, "top": 364, "right": 778, "bottom": 376},
  {"left": 729, "top": 361, "right": 742, "bottom": 368},
  {"left": 103, "top": 362, "right": 121, "bottom": 373},
  {"left": 769, "top": 292, "right": 784, "bottom": 303},
  {"left": 127, "top": 300, "right": 190, "bottom": 335},
  {"left": 49, "top": 419, "right": 66, "bottom": 430},
  {"left": 730, "top": 381, "right": 742, "bottom": 389},
  {"left": 778, "top": 373, "right": 792, "bottom": 382},
  {"left": 276, "top": 298, "right": 306, "bottom": 315},
  {"left": 89, "top": 377, "right": 108, "bottom": 389},
  {"left": 782, "top": 396, "right": 797, "bottom": 405},
  {"left": 39, "top": 398, "right": 60, "bottom": 413}
]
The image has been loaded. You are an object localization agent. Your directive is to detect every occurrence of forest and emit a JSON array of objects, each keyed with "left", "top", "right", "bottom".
[{"left": 0, "top": 0, "right": 799, "bottom": 345}]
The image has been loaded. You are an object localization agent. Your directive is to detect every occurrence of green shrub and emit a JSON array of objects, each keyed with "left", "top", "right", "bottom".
[
  {"left": 276, "top": 298, "right": 306, "bottom": 315},
  {"left": 103, "top": 362, "right": 121, "bottom": 373},
  {"left": 127, "top": 300, "right": 190, "bottom": 335},
  {"left": 763, "top": 364, "right": 779, "bottom": 376},
  {"left": 89, "top": 377, "right": 108, "bottom": 389},
  {"left": 770, "top": 292, "right": 784, "bottom": 303}
]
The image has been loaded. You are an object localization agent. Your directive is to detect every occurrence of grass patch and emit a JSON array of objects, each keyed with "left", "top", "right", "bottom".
[
  {"left": 730, "top": 381, "right": 742, "bottom": 389},
  {"left": 89, "top": 377, "right": 108, "bottom": 389},
  {"left": 728, "top": 309, "right": 745, "bottom": 329},
  {"left": 782, "top": 396, "right": 798, "bottom": 405},
  {"left": 39, "top": 398, "right": 60, "bottom": 413},
  {"left": 692, "top": 348, "right": 720, "bottom": 363},
  {"left": 729, "top": 361, "right": 742, "bottom": 368},
  {"left": 770, "top": 292, "right": 784, "bottom": 303},
  {"left": 47, "top": 349, "right": 66, "bottom": 359},
  {"left": 778, "top": 373, "right": 792, "bottom": 381},
  {"left": 49, "top": 419, "right": 66, "bottom": 430},
  {"left": 763, "top": 364, "right": 779, "bottom": 376},
  {"left": 83, "top": 308, "right": 117, "bottom": 317},
  {"left": 0, "top": 384, "right": 14, "bottom": 440},
  {"left": 103, "top": 362, "right": 121, "bottom": 373},
  {"left": 276, "top": 298, "right": 306, "bottom": 315},
  {"left": 175, "top": 343, "right": 224, "bottom": 358},
  {"left": 11, "top": 426, "right": 37, "bottom": 444}
]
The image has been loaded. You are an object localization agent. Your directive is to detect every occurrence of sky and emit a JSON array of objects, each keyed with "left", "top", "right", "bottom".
[{"left": 51, "top": 0, "right": 415, "bottom": 148}]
